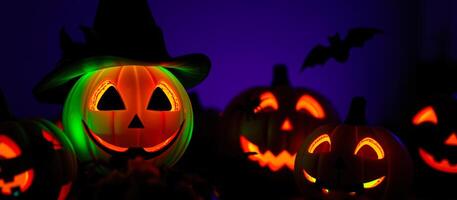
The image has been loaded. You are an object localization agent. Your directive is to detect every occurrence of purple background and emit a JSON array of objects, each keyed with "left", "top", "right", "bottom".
[{"left": 0, "top": 0, "right": 456, "bottom": 123}]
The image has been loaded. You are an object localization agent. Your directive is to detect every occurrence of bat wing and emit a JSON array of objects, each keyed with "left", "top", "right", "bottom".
[
  {"left": 344, "top": 28, "right": 383, "bottom": 48},
  {"left": 301, "top": 45, "right": 332, "bottom": 71}
]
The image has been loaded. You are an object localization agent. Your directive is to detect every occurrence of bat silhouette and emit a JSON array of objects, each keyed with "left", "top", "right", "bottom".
[{"left": 301, "top": 28, "right": 383, "bottom": 70}]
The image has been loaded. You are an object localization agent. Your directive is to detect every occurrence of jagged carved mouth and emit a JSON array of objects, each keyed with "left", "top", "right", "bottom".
[
  {"left": 239, "top": 135, "right": 296, "bottom": 171},
  {"left": 83, "top": 120, "right": 184, "bottom": 158},
  {"left": 419, "top": 148, "right": 457, "bottom": 173},
  {"left": 0, "top": 169, "right": 34, "bottom": 196}
]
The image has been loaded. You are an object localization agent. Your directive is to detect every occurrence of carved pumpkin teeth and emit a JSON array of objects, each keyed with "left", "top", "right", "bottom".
[
  {"left": 83, "top": 120, "right": 182, "bottom": 154},
  {"left": 419, "top": 148, "right": 457, "bottom": 173},
  {"left": 240, "top": 136, "right": 296, "bottom": 171}
]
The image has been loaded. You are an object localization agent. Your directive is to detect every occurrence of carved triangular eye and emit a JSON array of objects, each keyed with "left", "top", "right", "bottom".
[
  {"left": 148, "top": 87, "right": 172, "bottom": 111},
  {"left": 97, "top": 86, "right": 126, "bottom": 111}
]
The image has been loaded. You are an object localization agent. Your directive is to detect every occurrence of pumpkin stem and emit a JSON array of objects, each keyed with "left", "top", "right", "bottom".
[
  {"left": 0, "top": 90, "right": 14, "bottom": 121},
  {"left": 344, "top": 96, "right": 367, "bottom": 125},
  {"left": 272, "top": 64, "right": 291, "bottom": 87}
]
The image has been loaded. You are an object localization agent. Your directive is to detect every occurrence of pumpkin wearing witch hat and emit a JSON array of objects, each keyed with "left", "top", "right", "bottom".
[
  {"left": 33, "top": 0, "right": 210, "bottom": 168},
  {"left": 0, "top": 90, "right": 77, "bottom": 199}
]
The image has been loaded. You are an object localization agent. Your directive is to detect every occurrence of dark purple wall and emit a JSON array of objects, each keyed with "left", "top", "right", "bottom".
[{"left": 0, "top": 0, "right": 455, "bottom": 123}]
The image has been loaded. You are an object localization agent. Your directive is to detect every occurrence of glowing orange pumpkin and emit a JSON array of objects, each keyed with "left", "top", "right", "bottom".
[
  {"left": 0, "top": 135, "right": 34, "bottom": 197},
  {"left": 33, "top": 0, "right": 210, "bottom": 168},
  {"left": 412, "top": 102, "right": 457, "bottom": 173},
  {"left": 0, "top": 120, "right": 77, "bottom": 199},
  {"left": 222, "top": 65, "right": 339, "bottom": 172},
  {"left": 62, "top": 66, "right": 193, "bottom": 166},
  {"left": 295, "top": 97, "right": 413, "bottom": 199}
]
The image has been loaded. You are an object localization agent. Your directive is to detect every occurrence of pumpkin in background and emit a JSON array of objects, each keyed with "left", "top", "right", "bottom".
[
  {"left": 294, "top": 97, "right": 412, "bottom": 200},
  {"left": 410, "top": 94, "right": 457, "bottom": 174},
  {"left": 0, "top": 92, "right": 77, "bottom": 199},
  {"left": 33, "top": 0, "right": 210, "bottom": 168},
  {"left": 222, "top": 64, "right": 339, "bottom": 172},
  {"left": 403, "top": 94, "right": 457, "bottom": 198}
]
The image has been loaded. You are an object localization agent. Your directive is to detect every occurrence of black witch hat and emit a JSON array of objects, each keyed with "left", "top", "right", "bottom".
[{"left": 34, "top": 0, "right": 211, "bottom": 104}]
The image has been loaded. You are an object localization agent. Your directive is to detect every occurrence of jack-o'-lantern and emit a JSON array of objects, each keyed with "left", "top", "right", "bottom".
[
  {"left": 222, "top": 65, "right": 339, "bottom": 172},
  {"left": 63, "top": 66, "right": 193, "bottom": 166},
  {"left": 410, "top": 95, "right": 457, "bottom": 174},
  {"left": 295, "top": 97, "right": 412, "bottom": 200},
  {"left": 0, "top": 92, "right": 77, "bottom": 199},
  {"left": 33, "top": 0, "right": 210, "bottom": 167}
]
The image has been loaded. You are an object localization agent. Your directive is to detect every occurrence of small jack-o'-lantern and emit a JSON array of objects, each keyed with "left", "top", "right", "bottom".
[
  {"left": 33, "top": 0, "right": 210, "bottom": 167},
  {"left": 0, "top": 92, "right": 77, "bottom": 199},
  {"left": 222, "top": 65, "right": 339, "bottom": 172},
  {"left": 295, "top": 97, "right": 412, "bottom": 200},
  {"left": 410, "top": 95, "right": 457, "bottom": 174}
]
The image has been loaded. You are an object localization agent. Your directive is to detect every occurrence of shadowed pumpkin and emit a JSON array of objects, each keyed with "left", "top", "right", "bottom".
[
  {"left": 222, "top": 65, "right": 339, "bottom": 172},
  {"left": 295, "top": 97, "right": 413, "bottom": 200}
]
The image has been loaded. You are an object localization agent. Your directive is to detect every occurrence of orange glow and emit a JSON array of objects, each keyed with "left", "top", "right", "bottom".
[
  {"left": 157, "top": 82, "right": 180, "bottom": 111},
  {"left": 349, "top": 192, "right": 356, "bottom": 196},
  {"left": 42, "top": 130, "right": 63, "bottom": 150},
  {"left": 412, "top": 106, "right": 438, "bottom": 125},
  {"left": 88, "top": 128, "right": 128, "bottom": 152},
  {"left": 0, "top": 170, "right": 34, "bottom": 195},
  {"left": 253, "top": 92, "right": 279, "bottom": 113},
  {"left": 322, "top": 188, "right": 330, "bottom": 194},
  {"left": 445, "top": 133, "right": 457, "bottom": 146},
  {"left": 240, "top": 136, "right": 295, "bottom": 171},
  {"left": 363, "top": 176, "right": 385, "bottom": 189},
  {"left": 295, "top": 95, "right": 325, "bottom": 119},
  {"left": 354, "top": 137, "right": 384, "bottom": 159},
  {"left": 57, "top": 182, "right": 72, "bottom": 200},
  {"left": 419, "top": 148, "right": 457, "bottom": 173},
  {"left": 308, "top": 134, "right": 331, "bottom": 153},
  {"left": 280, "top": 118, "right": 293, "bottom": 131},
  {"left": 143, "top": 124, "right": 181, "bottom": 153},
  {"left": 0, "top": 135, "right": 21, "bottom": 159},
  {"left": 303, "top": 169, "right": 317, "bottom": 183},
  {"left": 90, "top": 80, "right": 115, "bottom": 111}
]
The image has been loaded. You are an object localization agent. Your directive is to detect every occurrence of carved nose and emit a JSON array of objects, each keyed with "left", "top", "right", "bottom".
[
  {"left": 280, "top": 117, "right": 293, "bottom": 131},
  {"left": 128, "top": 114, "right": 144, "bottom": 128},
  {"left": 335, "top": 157, "right": 345, "bottom": 170},
  {"left": 445, "top": 133, "right": 457, "bottom": 146}
]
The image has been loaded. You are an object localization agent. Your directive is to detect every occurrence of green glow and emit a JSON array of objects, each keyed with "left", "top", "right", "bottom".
[
  {"left": 63, "top": 71, "right": 101, "bottom": 162},
  {"left": 62, "top": 66, "right": 193, "bottom": 167}
]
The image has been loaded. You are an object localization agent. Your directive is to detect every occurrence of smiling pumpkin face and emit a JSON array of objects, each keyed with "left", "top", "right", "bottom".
[
  {"left": 411, "top": 97, "right": 457, "bottom": 174},
  {"left": 0, "top": 135, "right": 34, "bottom": 196},
  {"left": 63, "top": 65, "right": 193, "bottom": 166},
  {"left": 222, "top": 65, "right": 339, "bottom": 172},
  {"left": 294, "top": 97, "right": 412, "bottom": 200},
  {"left": 0, "top": 119, "right": 77, "bottom": 200}
]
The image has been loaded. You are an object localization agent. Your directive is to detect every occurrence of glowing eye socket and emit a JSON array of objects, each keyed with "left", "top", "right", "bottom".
[
  {"left": 412, "top": 106, "right": 438, "bottom": 125},
  {"left": 308, "top": 134, "right": 331, "bottom": 153},
  {"left": 253, "top": 92, "right": 278, "bottom": 113},
  {"left": 91, "top": 81, "right": 126, "bottom": 111},
  {"left": 42, "top": 130, "right": 62, "bottom": 150},
  {"left": 354, "top": 137, "right": 384, "bottom": 160},
  {"left": 363, "top": 176, "right": 385, "bottom": 189},
  {"left": 0, "top": 135, "right": 21, "bottom": 159},
  {"left": 295, "top": 95, "right": 326, "bottom": 119},
  {"left": 322, "top": 188, "right": 330, "bottom": 194},
  {"left": 303, "top": 169, "right": 317, "bottom": 183},
  {"left": 147, "top": 82, "right": 180, "bottom": 111}
]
